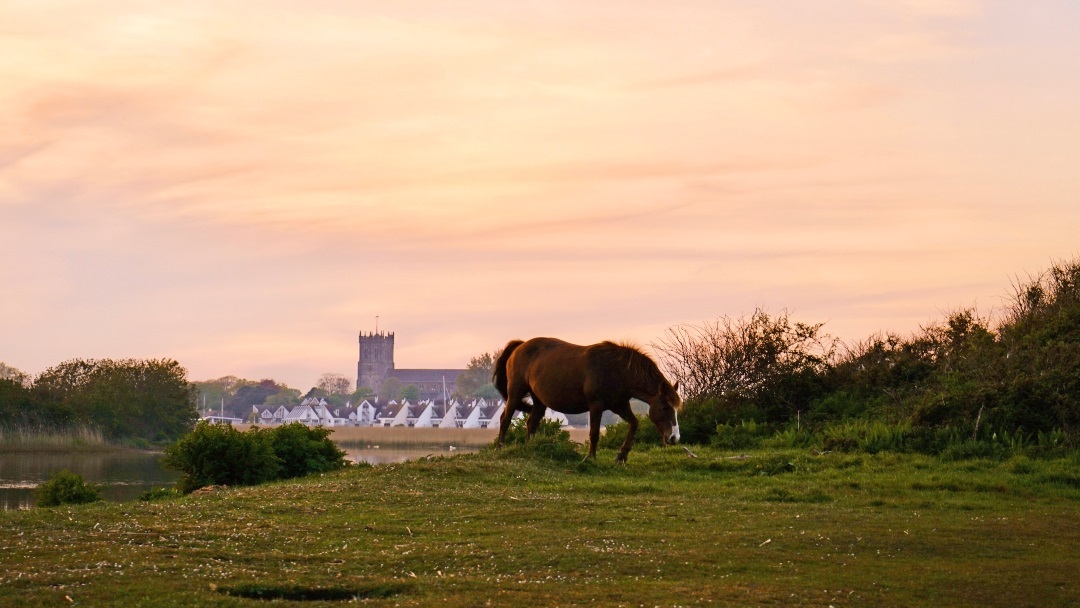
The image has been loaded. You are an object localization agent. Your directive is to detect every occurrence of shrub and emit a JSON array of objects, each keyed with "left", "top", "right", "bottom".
[
  {"left": 499, "top": 416, "right": 568, "bottom": 446},
  {"left": 714, "top": 420, "right": 772, "bottom": 450},
  {"left": 598, "top": 416, "right": 663, "bottom": 450},
  {"left": 139, "top": 486, "right": 181, "bottom": 501},
  {"left": 162, "top": 421, "right": 281, "bottom": 493},
  {"left": 763, "top": 425, "right": 819, "bottom": 449},
  {"left": 494, "top": 417, "right": 581, "bottom": 462},
  {"left": 268, "top": 423, "right": 348, "bottom": 480},
  {"left": 36, "top": 470, "right": 102, "bottom": 507}
]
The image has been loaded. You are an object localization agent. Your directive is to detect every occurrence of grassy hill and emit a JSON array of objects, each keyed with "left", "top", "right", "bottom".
[{"left": 1, "top": 444, "right": 1078, "bottom": 607}]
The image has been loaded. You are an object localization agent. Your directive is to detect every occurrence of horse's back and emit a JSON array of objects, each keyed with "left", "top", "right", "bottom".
[{"left": 507, "top": 337, "right": 592, "bottom": 412}]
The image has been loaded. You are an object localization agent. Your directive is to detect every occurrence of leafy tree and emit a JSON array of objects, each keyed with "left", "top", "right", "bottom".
[
  {"left": 316, "top": 373, "right": 352, "bottom": 396},
  {"left": 0, "top": 362, "right": 27, "bottom": 386},
  {"left": 401, "top": 384, "right": 421, "bottom": 402},
  {"left": 379, "top": 377, "right": 403, "bottom": 403},
  {"left": 226, "top": 379, "right": 289, "bottom": 415},
  {"left": 264, "top": 387, "right": 301, "bottom": 407},
  {"left": 0, "top": 378, "right": 74, "bottom": 429},
  {"left": 654, "top": 309, "right": 837, "bottom": 425},
  {"left": 34, "top": 358, "right": 197, "bottom": 441},
  {"left": 351, "top": 386, "right": 375, "bottom": 403},
  {"left": 454, "top": 350, "right": 501, "bottom": 400}
]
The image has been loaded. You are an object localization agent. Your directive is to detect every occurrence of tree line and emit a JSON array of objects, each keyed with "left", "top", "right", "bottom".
[
  {"left": 655, "top": 258, "right": 1080, "bottom": 447},
  {"left": 0, "top": 358, "right": 197, "bottom": 443},
  {"left": 193, "top": 356, "right": 503, "bottom": 422}
]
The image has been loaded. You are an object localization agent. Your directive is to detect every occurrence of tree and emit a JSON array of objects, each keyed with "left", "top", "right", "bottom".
[
  {"left": 0, "top": 362, "right": 27, "bottom": 386},
  {"left": 401, "top": 384, "right": 421, "bottom": 402},
  {"left": 226, "top": 379, "right": 289, "bottom": 416},
  {"left": 264, "top": 387, "right": 301, "bottom": 407},
  {"left": 316, "top": 372, "right": 352, "bottom": 396},
  {"left": 653, "top": 309, "right": 837, "bottom": 425},
  {"left": 351, "top": 386, "right": 375, "bottom": 403},
  {"left": 33, "top": 358, "right": 197, "bottom": 441},
  {"left": 379, "top": 377, "right": 403, "bottom": 403},
  {"left": 454, "top": 350, "right": 501, "bottom": 400}
]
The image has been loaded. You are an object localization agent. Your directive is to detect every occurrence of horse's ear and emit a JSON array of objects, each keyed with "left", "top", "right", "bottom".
[{"left": 673, "top": 381, "right": 679, "bottom": 392}]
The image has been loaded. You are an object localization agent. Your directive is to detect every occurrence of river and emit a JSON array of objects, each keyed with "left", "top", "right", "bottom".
[{"left": 0, "top": 446, "right": 467, "bottom": 511}]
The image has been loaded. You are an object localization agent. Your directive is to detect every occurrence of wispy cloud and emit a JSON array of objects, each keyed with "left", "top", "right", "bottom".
[{"left": 2, "top": 1, "right": 1079, "bottom": 389}]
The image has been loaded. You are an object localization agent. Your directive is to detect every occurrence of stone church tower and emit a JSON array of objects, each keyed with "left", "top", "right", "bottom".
[{"left": 357, "top": 331, "right": 395, "bottom": 392}]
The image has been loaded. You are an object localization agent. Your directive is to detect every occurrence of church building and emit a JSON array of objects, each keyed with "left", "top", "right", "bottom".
[{"left": 357, "top": 331, "right": 467, "bottom": 402}]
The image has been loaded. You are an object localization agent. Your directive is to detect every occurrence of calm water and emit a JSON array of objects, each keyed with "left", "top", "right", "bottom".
[
  {"left": 0, "top": 450, "right": 179, "bottom": 511},
  {"left": 0, "top": 446, "right": 468, "bottom": 510}
]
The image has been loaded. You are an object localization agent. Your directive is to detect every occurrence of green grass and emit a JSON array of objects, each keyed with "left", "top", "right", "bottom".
[{"left": 1, "top": 444, "right": 1078, "bottom": 607}]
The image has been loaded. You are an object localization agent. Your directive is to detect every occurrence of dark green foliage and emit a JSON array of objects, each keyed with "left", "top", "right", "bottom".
[
  {"left": 498, "top": 416, "right": 568, "bottom": 445},
  {"left": 0, "top": 379, "right": 76, "bottom": 429},
  {"left": 659, "top": 258, "right": 1080, "bottom": 449},
  {"left": 30, "top": 358, "right": 197, "bottom": 442},
  {"left": 269, "top": 423, "right": 349, "bottom": 480},
  {"left": 655, "top": 309, "right": 837, "bottom": 426},
  {"left": 598, "top": 415, "right": 663, "bottom": 450},
  {"left": 714, "top": 420, "right": 774, "bottom": 450},
  {"left": 35, "top": 470, "right": 102, "bottom": 507},
  {"left": 162, "top": 422, "right": 281, "bottom": 493},
  {"left": 162, "top": 422, "right": 349, "bottom": 493},
  {"left": 493, "top": 417, "right": 581, "bottom": 462},
  {"left": 138, "top": 486, "right": 181, "bottom": 502}
]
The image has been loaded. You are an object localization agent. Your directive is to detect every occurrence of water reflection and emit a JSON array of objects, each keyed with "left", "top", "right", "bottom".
[
  {"left": 0, "top": 451, "right": 179, "bottom": 511},
  {"left": 1, "top": 446, "right": 476, "bottom": 510}
]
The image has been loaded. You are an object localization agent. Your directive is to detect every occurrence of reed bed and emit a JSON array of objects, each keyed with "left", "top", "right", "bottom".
[{"left": 0, "top": 425, "right": 109, "bottom": 452}]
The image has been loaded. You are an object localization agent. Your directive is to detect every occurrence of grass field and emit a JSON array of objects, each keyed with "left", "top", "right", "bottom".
[{"left": 1, "top": 443, "right": 1078, "bottom": 607}]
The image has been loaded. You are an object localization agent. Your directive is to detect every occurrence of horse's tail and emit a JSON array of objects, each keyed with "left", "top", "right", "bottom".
[{"left": 493, "top": 340, "right": 524, "bottom": 399}]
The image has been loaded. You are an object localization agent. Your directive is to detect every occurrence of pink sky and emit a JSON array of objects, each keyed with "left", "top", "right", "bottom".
[{"left": 3, "top": 1, "right": 1079, "bottom": 391}]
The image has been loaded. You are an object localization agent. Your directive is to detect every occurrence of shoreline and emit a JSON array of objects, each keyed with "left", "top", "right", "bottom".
[{"left": 237, "top": 424, "right": 591, "bottom": 448}]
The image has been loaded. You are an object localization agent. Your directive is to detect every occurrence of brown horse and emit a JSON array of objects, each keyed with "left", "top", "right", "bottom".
[{"left": 493, "top": 337, "right": 682, "bottom": 462}]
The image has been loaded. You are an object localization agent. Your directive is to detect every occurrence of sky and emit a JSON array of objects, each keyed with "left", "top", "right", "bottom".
[{"left": 3, "top": 1, "right": 1079, "bottom": 391}]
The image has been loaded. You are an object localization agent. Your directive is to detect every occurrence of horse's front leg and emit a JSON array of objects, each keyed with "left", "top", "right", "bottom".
[
  {"left": 586, "top": 407, "right": 604, "bottom": 461},
  {"left": 611, "top": 402, "right": 637, "bottom": 463}
]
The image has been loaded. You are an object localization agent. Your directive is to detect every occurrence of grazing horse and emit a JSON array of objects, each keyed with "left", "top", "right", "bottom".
[{"left": 493, "top": 337, "right": 681, "bottom": 462}]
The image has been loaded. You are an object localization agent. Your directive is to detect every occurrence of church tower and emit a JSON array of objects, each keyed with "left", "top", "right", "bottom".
[{"left": 357, "top": 331, "right": 395, "bottom": 392}]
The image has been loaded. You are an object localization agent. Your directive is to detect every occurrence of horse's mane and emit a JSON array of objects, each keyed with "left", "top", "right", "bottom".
[{"left": 592, "top": 341, "right": 668, "bottom": 394}]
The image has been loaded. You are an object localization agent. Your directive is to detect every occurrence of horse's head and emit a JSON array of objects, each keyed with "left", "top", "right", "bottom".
[{"left": 647, "top": 381, "right": 682, "bottom": 446}]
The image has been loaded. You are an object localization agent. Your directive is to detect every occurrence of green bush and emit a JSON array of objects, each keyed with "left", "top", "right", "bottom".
[
  {"left": 598, "top": 416, "right": 663, "bottom": 450},
  {"left": 36, "top": 470, "right": 102, "bottom": 507},
  {"left": 494, "top": 417, "right": 581, "bottom": 462},
  {"left": 162, "top": 422, "right": 281, "bottom": 493},
  {"left": 269, "top": 423, "right": 348, "bottom": 480},
  {"left": 499, "top": 416, "right": 568, "bottom": 445},
  {"left": 162, "top": 422, "right": 349, "bottom": 494},
  {"left": 714, "top": 420, "right": 772, "bottom": 450},
  {"left": 139, "top": 486, "right": 181, "bottom": 502}
]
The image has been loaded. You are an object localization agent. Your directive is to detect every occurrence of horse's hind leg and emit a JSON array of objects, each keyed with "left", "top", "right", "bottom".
[
  {"left": 525, "top": 398, "right": 547, "bottom": 438},
  {"left": 496, "top": 381, "right": 529, "bottom": 447},
  {"left": 611, "top": 401, "right": 638, "bottom": 463}
]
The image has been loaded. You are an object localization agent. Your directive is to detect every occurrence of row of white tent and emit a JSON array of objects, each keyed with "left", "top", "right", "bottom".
[{"left": 251, "top": 397, "right": 572, "bottom": 429}]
